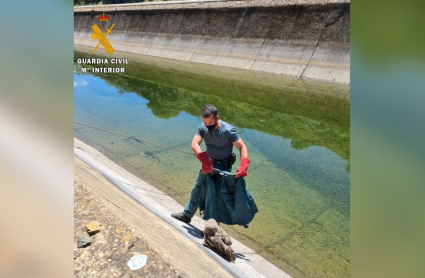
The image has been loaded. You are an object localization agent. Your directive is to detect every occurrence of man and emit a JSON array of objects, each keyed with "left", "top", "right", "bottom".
[{"left": 171, "top": 104, "right": 250, "bottom": 224}]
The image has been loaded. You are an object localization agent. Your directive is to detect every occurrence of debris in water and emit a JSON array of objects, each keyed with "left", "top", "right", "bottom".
[
  {"left": 127, "top": 254, "right": 147, "bottom": 270},
  {"left": 131, "top": 138, "right": 144, "bottom": 145}
]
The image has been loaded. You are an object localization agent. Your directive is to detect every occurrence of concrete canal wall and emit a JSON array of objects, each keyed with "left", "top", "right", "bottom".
[{"left": 74, "top": 0, "right": 350, "bottom": 84}]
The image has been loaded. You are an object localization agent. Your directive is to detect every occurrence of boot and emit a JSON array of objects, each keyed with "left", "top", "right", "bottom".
[{"left": 171, "top": 212, "right": 191, "bottom": 224}]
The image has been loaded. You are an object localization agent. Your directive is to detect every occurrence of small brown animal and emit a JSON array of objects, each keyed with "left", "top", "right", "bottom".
[{"left": 203, "top": 218, "right": 236, "bottom": 262}]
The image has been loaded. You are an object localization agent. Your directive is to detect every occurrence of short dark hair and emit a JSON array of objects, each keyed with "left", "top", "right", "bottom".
[{"left": 202, "top": 104, "right": 218, "bottom": 118}]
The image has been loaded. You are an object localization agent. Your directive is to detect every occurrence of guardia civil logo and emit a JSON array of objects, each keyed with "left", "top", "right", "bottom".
[{"left": 91, "top": 13, "right": 115, "bottom": 55}]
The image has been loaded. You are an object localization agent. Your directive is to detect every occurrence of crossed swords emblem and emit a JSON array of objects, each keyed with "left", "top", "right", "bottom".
[{"left": 91, "top": 23, "right": 115, "bottom": 55}]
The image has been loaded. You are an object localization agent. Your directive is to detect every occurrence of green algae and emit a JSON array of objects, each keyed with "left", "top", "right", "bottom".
[{"left": 75, "top": 47, "right": 349, "bottom": 161}]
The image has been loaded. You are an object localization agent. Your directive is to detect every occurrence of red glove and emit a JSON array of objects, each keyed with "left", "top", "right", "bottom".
[
  {"left": 196, "top": 151, "right": 213, "bottom": 174},
  {"left": 236, "top": 157, "right": 250, "bottom": 178}
]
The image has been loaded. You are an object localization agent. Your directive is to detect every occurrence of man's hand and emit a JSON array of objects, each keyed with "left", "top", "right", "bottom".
[
  {"left": 236, "top": 157, "right": 250, "bottom": 178},
  {"left": 196, "top": 151, "right": 213, "bottom": 174}
]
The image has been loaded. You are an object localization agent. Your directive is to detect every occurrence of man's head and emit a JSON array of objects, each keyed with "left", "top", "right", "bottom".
[{"left": 202, "top": 104, "right": 219, "bottom": 131}]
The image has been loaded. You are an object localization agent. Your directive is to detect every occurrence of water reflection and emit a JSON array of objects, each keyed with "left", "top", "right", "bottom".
[{"left": 75, "top": 49, "right": 349, "bottom": 161}]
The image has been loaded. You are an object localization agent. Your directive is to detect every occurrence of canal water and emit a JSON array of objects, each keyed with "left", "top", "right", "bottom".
[{"left": 74, "top": 47, "right": 350, "bottom": 278}]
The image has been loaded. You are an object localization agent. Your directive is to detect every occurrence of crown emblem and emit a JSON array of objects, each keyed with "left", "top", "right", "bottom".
[{"left": 97, "top": 13, "right": 111, "bottom": 22}]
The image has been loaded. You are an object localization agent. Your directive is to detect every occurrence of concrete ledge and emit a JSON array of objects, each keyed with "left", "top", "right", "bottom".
[{"left": 74, "top": 0, "right": 350, "bottom": 11}]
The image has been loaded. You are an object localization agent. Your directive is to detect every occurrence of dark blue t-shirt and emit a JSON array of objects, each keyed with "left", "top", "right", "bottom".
[{"left": 196, "top": 120, "right": 240, "bottom": 160}]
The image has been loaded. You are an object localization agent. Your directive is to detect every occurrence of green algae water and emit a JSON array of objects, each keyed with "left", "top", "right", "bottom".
[{"left": 74, "top": 47, "right": 349, "bottom": 278}]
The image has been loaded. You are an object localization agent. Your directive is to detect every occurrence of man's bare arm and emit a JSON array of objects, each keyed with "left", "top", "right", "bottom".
[
  {"left": 191, "top": 135, "right": 203, "bottom": 156},
  {"left": 232, "top": 138, "right": 248, "bottom": 158}
]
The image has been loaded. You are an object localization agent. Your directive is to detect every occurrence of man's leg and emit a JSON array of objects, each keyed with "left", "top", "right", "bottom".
[
  {"left": 183, "top": 185, "right": 202, "bottom": 218},
  {"left": 171, "top": 170, "right": 204, "bottom": 224},
  {"left": 171, "top": 164, "right": 231, "bottom": 224}
]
